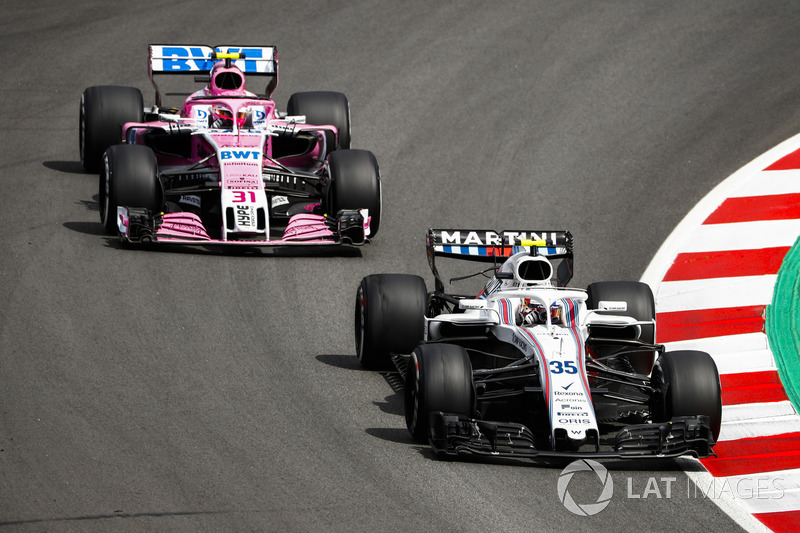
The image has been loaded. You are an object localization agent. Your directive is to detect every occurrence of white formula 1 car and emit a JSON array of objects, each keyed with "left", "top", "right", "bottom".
[{"left": 355, "top": 229, "right": 721, "bottom": 459}]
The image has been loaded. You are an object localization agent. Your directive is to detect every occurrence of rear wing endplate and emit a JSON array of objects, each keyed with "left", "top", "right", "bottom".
[
  {"left": 426, "top": 228, "right": 574, "bottom": 291},
  {"left": 148, "top": 44, "right": 278, "bottom": 107}
]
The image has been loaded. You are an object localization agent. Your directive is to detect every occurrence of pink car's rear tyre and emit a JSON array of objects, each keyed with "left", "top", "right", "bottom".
[
  {"left": 80, "top": 86, "right": 143, "bottom": 173},
  {"left": 287, "top": 91, "right": 351, "bottom": 150}
]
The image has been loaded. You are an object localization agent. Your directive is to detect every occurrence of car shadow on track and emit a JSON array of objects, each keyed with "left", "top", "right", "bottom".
[
  {"left": 63, "top": 221, "right": 107, "bottom": 236},
  {"left": 316, "top": 353, "right": 363, "bottom": 371},
  {"left": 316, "top": 354, "right": 405, "bottom": 416},
  {"left": 44, "top": 160, "right": 87, "bottom": 174}
]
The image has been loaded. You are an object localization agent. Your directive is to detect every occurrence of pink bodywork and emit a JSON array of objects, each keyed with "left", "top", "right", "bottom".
[
  {"left": 118, "top": 89, "right": 350, "bottom": 246},
  {"left": 154, "top": 212, "right": 335, "bottom": 243},
  {"left": 124, "top": 95, "right": 332, "bottom": 168}
]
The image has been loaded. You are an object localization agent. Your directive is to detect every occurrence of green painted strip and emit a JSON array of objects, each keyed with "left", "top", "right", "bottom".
[{"left": 766, "top": 235, "right": 800, "bottom": 412}]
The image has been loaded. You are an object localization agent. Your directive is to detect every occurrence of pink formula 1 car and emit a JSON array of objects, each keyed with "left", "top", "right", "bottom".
[{"left": 80, "top": 44, "right": 381, "bottom": 248}]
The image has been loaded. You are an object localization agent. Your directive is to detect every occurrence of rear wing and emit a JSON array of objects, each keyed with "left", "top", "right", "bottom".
[
  {"left": 148, "top": 44, "right": 279, "bottom": 107},
  {"left": 426, "top": 228, "right": 574, "bottom": 291}
]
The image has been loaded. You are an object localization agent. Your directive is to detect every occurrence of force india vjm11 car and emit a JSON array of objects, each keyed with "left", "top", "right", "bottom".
[
  {"left": 355, "top": 229, "right": 722, "bottom": 460},
  {"left": 80, "top": 44, "right": 381, "bottom": 247}
]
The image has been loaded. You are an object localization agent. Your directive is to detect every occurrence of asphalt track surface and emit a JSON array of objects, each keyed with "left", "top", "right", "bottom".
[{"left": 3, "top": 2, "right": 800, "bottom": 531}]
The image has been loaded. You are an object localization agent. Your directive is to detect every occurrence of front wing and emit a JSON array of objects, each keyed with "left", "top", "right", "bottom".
[
  {"left": 429, "top": 412, "right": 716, "bottom": 459},
  {"left": 115, "top": 207, "right": 370, "bottom": 247}
]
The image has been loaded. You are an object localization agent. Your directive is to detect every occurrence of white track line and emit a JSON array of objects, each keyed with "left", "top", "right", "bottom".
[{"left": 641, "top": 131, "right": 800, "bottom": 532}]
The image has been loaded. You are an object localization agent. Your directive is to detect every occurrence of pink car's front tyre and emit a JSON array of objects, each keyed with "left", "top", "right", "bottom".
[
  {"left": 326, "top": 149, "right": 382, "bottom": 237},
  {"left": 99, "top": 145, "right": 159, "bottom": 235}
]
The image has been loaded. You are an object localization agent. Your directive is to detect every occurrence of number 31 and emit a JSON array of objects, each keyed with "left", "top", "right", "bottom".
[{"left": 233, "top": 191, "right": 257, "bottom": 202}]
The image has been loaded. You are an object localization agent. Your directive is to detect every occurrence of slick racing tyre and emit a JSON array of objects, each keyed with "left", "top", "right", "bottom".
[
  {"left": 650, "top": 350, "right": 722, "bottom": 441},
  {"left": 80, "top": 86, "right": 144, "bottom": 173},
  {"left": 586, "top": 281, "right": 656, "bottom": 375},
  {"left": 287, "top": 91, "right": 351, "bottom": 150},
  {"left": 355, "top": 274, "right": 427, "bottom": 370},
  {"left": 326, "top": 149, "right": 382, "bottom": 237},
  {"left": 405, "top": 344, "right": 475, "bottom": 442},
  {"left": 100, "top": 145, "right": 159, "bottom": 235}
]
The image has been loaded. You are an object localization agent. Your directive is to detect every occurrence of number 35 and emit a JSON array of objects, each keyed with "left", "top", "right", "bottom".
[{"left": 549, "top": 361, "right": 578, "bottom": 374}]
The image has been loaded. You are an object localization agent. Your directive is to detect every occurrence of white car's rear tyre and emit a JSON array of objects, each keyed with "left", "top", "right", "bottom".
[
  {"left": 586, "top": 281, "right": 656, "bottom": 375},
  {"left": 355, "top": 274, "right": 427, "bottom": 369}
]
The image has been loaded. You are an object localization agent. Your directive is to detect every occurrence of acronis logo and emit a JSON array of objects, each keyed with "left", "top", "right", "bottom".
[{"left": 220, "top": 150, "right": 260, "bottom": 160}]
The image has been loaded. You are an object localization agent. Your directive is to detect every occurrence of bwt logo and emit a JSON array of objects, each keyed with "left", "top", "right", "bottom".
[
  {"left": 160, "top": 47, "right": 214, "bottom": 71},
  {"left": 220, "top": 150, "right": 260, "bottom": 160},
  {"left": 159, "top": 46, "right": 265, "bottom": 72}
]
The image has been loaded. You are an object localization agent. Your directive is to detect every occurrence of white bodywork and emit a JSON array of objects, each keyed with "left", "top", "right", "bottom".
[{"left": 425, "top": 251, "right": 650, "bottom": 446}]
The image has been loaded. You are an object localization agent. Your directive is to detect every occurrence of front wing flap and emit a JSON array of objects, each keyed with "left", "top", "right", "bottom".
[
  {"left": 116, "top": 206, "right": 370, "bottom": 246},
  {"left": 429, "top": 412, "right": 716, "bottom": 460}
]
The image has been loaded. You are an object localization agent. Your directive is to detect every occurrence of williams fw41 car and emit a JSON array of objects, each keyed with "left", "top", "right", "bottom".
[
  {"left": 80, "top": 44, "right": 381, "bottom": 248},
  {"left": 355, "top": 229, "right": 721, "bottom": 460}
]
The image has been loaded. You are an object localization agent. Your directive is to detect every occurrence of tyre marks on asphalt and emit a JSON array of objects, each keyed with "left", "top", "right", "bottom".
[{"left": 641, "top": 133, "right": 800, "bottom": 532}]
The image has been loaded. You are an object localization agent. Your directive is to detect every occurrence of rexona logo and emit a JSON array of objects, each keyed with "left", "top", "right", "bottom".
[
  {"left": 220, "top": 150, "right": 261, "bottom": 161},
  {"left": 558, "top": 459, "right": 614, "bottom": 516}
]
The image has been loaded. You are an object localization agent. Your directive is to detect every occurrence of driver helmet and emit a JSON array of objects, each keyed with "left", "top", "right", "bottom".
[
  {"left": 517, "top": 299, "right": 563, "bottom": 326},
  {"left": 210, "top": 104, "right": 250, "bottom": 129},
  {"left": 550, "top": 302, "right": 563, "bottom": 324}
]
